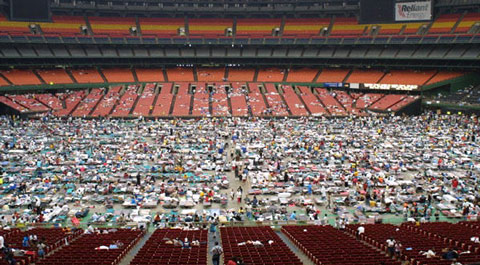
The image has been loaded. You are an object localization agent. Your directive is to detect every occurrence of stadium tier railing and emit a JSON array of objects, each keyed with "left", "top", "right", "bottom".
[{"left": 0, "top": 33, "right": 479, "bottom": 46}]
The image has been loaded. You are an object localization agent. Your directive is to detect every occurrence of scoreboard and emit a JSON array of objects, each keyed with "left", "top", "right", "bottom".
[
  {"left": 10, "top": 0, "right": 50, "bottom": 22},
  {"left": 359, "top": 0, "right": 395, "bottom": 24}
]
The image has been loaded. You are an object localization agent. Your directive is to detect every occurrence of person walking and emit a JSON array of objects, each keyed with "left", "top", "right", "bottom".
[{"left": 211, "top": 241, "right": 223, "bottom": 265}]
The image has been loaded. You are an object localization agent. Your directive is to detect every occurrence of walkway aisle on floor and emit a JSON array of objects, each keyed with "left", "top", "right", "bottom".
[
  {"left": 276, "top": 231, "right": 315, "bottom": 265},
  {"left": 208, "top": 226, "right": 222, "bottom": 265},
  {"left": 118, "top": 230, "right": 153, "bottom": 265}
]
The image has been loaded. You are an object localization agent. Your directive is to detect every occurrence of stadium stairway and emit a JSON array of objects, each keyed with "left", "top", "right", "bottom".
[
  {"left": 297, "top": 92, "right": 312, "bottom": 115},
  {"left": 117, "top": 231, "right": 154, "bottom": 265},
  {"left": 149, "top": 90, "right": 160, "bottom": 116},
  {"left": 88, "top": 90, "right": 106, "bottom": 116},
  {"left": 333, "top": 93, "right": 349, "bottom": 113},
  {"left": 278, "top": 91, "right": 293, "bottom": 116},
  {"left": 132, "top": 68, "right": 139, "bottom": 83},
  {"left": 129, "top": 84, "right": 143, "bottom": 116},
  {"left": 276, "top": 231, "right": 315, "bottom": 265},
  {"left": 208, "top": 226, "right": 222, "bottom": 265},
  {"left": 450, "top": 12, "right": 466, "bottom": 33},
  {"left": 227, "top": 95, "right": 233, "bottom": 116},
  {"left": 169, "top": 92, "right": 177, "bottom": 116},
  {"left": 0, "top": 72, "right": 12, "bottom": 86},
  {"left": 97, "top": 67, "right": 108, "bottom": 83},
  {"left": 312, "top": 69, "right": 322, "bottom": 83},
  {"left": 65, "top": 69, "right": 78, "bottom": 83},
  {"left": 313, "top": 92, "right": 331, "bottom": 116},
  {"left": 32, "top": 70, "right": 47, "bottom": 84}
]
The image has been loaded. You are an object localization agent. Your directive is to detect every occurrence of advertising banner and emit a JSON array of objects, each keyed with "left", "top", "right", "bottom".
[
  {"left": 395, "top": 1, "right": 432, "bottom": 21},
  {"left": 363, "top": 83, "right": 419, "bottom": 91}
]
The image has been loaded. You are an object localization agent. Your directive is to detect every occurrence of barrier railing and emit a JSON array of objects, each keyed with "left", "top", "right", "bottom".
[{"left": 13, "top": 215, "right": 477, "bottom": 232}]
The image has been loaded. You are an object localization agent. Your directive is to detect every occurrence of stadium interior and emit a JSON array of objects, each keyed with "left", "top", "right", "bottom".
[{"left": 0, "top": 0, "right": 480, "bottom": 265}]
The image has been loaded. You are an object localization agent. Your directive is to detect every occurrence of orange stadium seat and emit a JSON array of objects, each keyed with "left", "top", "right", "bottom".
[
  {"left": 283, "top": 18, "right": 330, "bottom": 36},
  {"left": 34, "top": 93, "right": 63, "bottom": 110},
  {"left": 264, "top": 83, "right": 278, "bottom": 93},
  {"left": 368, "top": 94, "right": 405, "bottom": 111},
  {"left": 175, "top": 82, "right": 190, "bottom": 94},
  {"left": 374, "top": 23, "right": 404, "bottom": 35},
  {"left": 211, "top": 83, "right": 230, "bottom": 116},
  {"left": 53, "top": 90, "right": 86, "bottom": 116},
  {"left": 135, "top": 68, "right": 165, "bottom": 82},
  {"left": 257, "top": 68, "right": 285, "bottom": 82},
  {"left": 188, "top": 18, "right": 232, "bottom": 36},
  {"left": 0, "top": 75, "right": 10, "bottom": 86},
  {"left": 281, "top": 85, "right": 308, "bottom": 116},
  {"left": 0, "top": 15, "right": 86, "bottom": 35},
  {"left": 316, "top": 69, "right": 350, "bottom": 83},
  {"left": 297, "top": 86, "right": 328, "bottom": 116},
  {"left": 0, "top": 14, "right": 32, "bottom": 33},
  {"left": 230, "top": 82, "right": 248, "bottom": 116},
  {"left": 425, "top": 71, "right": 464, "bottom": 85},
  {"left": 167, "top": 68, "right": 194, "bottom": 82},
  {"left": 197, "top": 68, "right": 225, "bottom": 82},
  {"left": 247, "top": 91, "right": 267, "bottom": 116},
  {"left": 53, "top": 90, "right": 85, "bottom": 116},
  {"left": 355, "top": 93, "right": 385, "bottom": 109},
  {"left": 346, "top": 69, "right": 385, "bottom": 83},
  {"left": 286, "top": 68, "right": 319, "bottom": 82},
  {"left": 111, "top": 84, "right": 139, "bottom": 117},
  {"left": 132, "top": 83, "right": 157, "bottom": 117},
  {"left": 139, "top": 18, "right": 184, "bottom": 36},
  {"left": 151, "top": 93, "right": 173, "bottom": 117},
  {"left": 90, "top": 86, "right": 122, "bottom": 117},
  {"left": 159, "top": 82, "right": 173, "bottom": 94},
  {"left": 71, "top": 88, "right": 104, "bottom": 117},
  {"left": 236, "top": 18, "right": 281, "bottom": 37},
  {"left": 70, "top": 69, "right": 104, "bottom": 83},
  {"left": 390, "top": 95, "right": 420, "bottom": 111},
  {"left": 330, "top": 17, "right": 366, "bottom": 36},
  {"left": 41, "top": 16, "right": 85, "bottom": 34},
  {"left": 248, "top": 82, "right": 262, "bottom": 93},
  {"left": 263, "top": 90, "right": 289, "bottom": 116},
  {"left": 402, "top": 22, "right": 427, "bottom": 35},
  {"left": 88, "top": 16, "right": 135, "bottom": 35},
  {"left": 335, "top": 90, "right": 365, "bottom": 116},
  {"left": 228, "top": 68, "right": 255, "bottom": 82},
  {"left": 455, "top": 13, "right": 480, "bottom": 33},
  {"left": 172, "top": 94, "right": 191, "bottom": 116},
  {"left": 37, "top": 69, "right": 74, "bottom": 84},
  {"left": 102, "top": 68, "right": 135, "bottom": 83},
  {"left": 230, "top": 94, "right": 248, "bottom": 116},
  {"left": 7, "top": 94, "right": 49, "bottom": 112},
  {"left": 316, "top": 88, "right": 347, "bottom": 116},
  {"left": 380, "top": 70, "right": 436, "bottom": 85},
  {"left": 0, "top": 69, "right": 42, "bottom": 85},
  {"left": 0, "top": 96, "right": 28, "bottom": 112},
  {"left": 192, "top": 88, "right": 210, "bottom": 116},
  {"left": 429, "top": 14, "right": 461, "bottom": 34}
]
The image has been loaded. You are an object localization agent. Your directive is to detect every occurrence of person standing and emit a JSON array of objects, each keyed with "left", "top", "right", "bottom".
[
  {"left": 211, "top": 241, "right": 223, "bottom": 265},
  {"left": 136, "top": 174, "right": 141, "bottom": 186},
  {"left": 2, "top": 244, "right": 16, "bottom": 265},
  {"left": 386, "top": 237, "right": 396, "bottom": 257},
  {"left": 0, "top": 234, "right": 4, "bottom": 249}
]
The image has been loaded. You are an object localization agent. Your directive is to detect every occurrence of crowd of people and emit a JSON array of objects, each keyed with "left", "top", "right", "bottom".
[{"left": 0, "top": 112, "right": 479, "bottom": 263}]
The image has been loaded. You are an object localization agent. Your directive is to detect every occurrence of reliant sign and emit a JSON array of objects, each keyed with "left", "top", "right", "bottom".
[{"left": 395, "top": 1, "right": 432, "bottom": 21}]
